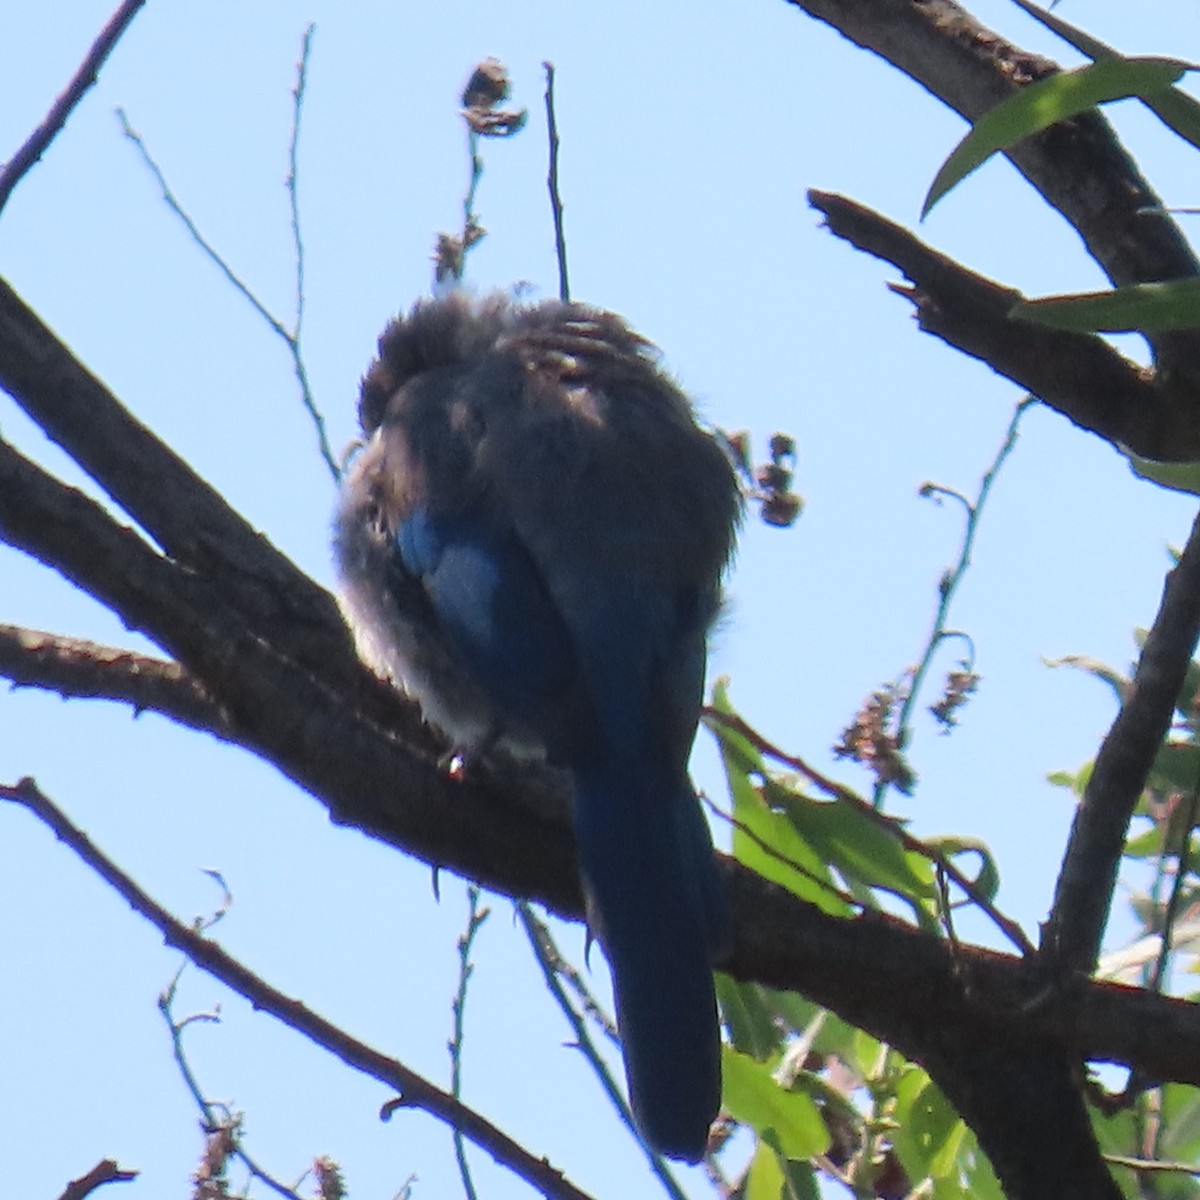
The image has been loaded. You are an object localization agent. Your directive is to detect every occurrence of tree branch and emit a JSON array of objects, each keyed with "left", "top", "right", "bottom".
[
  {"left": 0, "top": 274, "right": 342, "bottom": 648},
  {"left": 808, "top": 189, "right": 1200, "bottom": 460},
  {"left": 0, "top": 0, "right": 147, "bottom": 215},
  {"left": 0, "top": 624, "right": 234, "bottom": 739},
  {"left": 0, "top": 433, "right": 583, "bottom": 917},
  {"left": 1044, "top": 507, "right": 1200, "bottom": 976},
  {"left": 785, "top": 0, "right": 1200, "bottom": 376},
  {"left": 55, "top": 1159, "right": 138, "bottom": 1200},
  {"left": 2, "top": 777, "right": 595, "bottom": 1200}
]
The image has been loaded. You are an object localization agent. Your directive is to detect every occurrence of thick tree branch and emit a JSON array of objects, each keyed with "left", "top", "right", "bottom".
[
  {"left": 2, "top": 777, "right": 595, "bottom": 1200},
  {"left": 786, "top": 0, "right": 1200, "bottom": 377},
  {"left": 0, "top": 624, "right": 235, "bottom": 739},
  {"left": 0, "top": 434, "right": 582, "bottom": 914},
  {"left": 809, "top": 188, "right": 1200, "bottom": 460},
  {"left": 1044, "top": 507, "right": 1200, "bottom": 975},
  {"left": 3, "top": 433, "right": 1199, "bottom": 1155},
  {"left": 0, "top": 275, "right": 345, "bottom": 652},
  {"left": 0, "top": 266, "right": 1185, "bottom": 1199}
]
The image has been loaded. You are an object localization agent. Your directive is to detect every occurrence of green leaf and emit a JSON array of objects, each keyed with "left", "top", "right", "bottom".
[
  {"left": 1043, "top": 653, "right": 1129, "bottom": 705},
  {"left": 707, "top": 694, "right": 853, "bottom": 914},
  {"left": 965, "top": 1148, "right": 1006, "bottom": 1200},
  {"left": 1127, "top": 451, "right": 1200, "bottom": 497},
  {"left": 722, "top": 1046, "right": 831, "bottom": 1160},
  {"left": 1014, "top": 277, "right": 1200, "bottom": 333},
  {"left": 1150, "top": 742, "right": 1200, "bottom": 794},
  {"left": 1009, "top": 0, "right": 1200, "bottom": 153},
  {"left": 1161, "top": 1085, "right": 1200, "bottom": 1163},
  {"left": 923, "top": 835, "right": 1001, "bottom": 903},
  {"left": 923, "top": 57, "right": 1190, "bottom": 218},
  {"left": 744, "top": 1138, "right": 822, "bottom": 1200},
  {"left": 771, "top": 786, "right": 937, "bottom": 906},
  {"left": 717, "top": 976, "right": 788, "bottom": 1061},
  {"left": 744, "top": 1141, "right": 786, "bottom": 1200},
  {"left": 892, "top": 1071, "right": 966, "bottom": 1181}
]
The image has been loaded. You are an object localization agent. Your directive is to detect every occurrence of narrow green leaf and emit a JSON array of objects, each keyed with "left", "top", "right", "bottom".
[
  {"left": 1043, "top": 653, "right": 1129, "bottom": 704},
  {"left": 744, "top": 1141, "right": 786, "bottom": 1200},
  {"left": 1158, "top": 1084, "right": 1200, "bottom": 1162},
  {"left": 923, "top": 57, "right": 1190, "bottom": 217},
  {"left": 722, "top": 1046, "right": 831, "bottom": 1160},
  {"left": 707, "top": 690, "right": 852, "bottom": 914},
  {"left": 1149, "top": 741, "right": 1200, "bottom": 794},
  {"left": 1127, "top": 451, "right": 1200, "bottom": 497},
  {"left": 1015, "top": 276, "right": 1200, "bottom": 332},
  {"left": 923, "top": 835, "right": 1001, "bottom": 903},
  {"left": 744, "top": 1139, "right": 822, "bottom": 1200},
  {"left": 717, "top": 976, "right": 788, "bottom": 1061},
  {"left": 1008, "top": 0, "right": 1113, "bottom": 60},
  {"left": 773, "top": 787, "right": 937, "bottom": 904},
  {"left": 1009, "top": 0, "right": 1200, "bottom": 152}
]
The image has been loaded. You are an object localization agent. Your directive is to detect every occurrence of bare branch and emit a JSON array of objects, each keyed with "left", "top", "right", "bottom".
[
  {"left": 1043, "top": 506, "right": 1200, "bottom": 976},
  {"left": 808, "top": 189, "right": 1200, "bottom": 461},
  {"left": 542, "top": 62, "right": 570, "bottom": 303},
  {"left": 0, "top": 433, "right": 582, "bottom": 916},
  {"left": 0, "top": 623, "right": 234, "bottom": 739},
  {"left": 55, "top": 1160, "right": 138, "bottom": 1200},
  {"left": 786, "top": 0, "right": 1200, "bottom": 375},
  {"left": 0, "top": 0, "right": 147, "bottom": 215},
  {"left": 0, "top": 274, "right": 334, "bottom": 625},
  {"left": 3, "top": 778, "right": 596, "bottom": 1200}
]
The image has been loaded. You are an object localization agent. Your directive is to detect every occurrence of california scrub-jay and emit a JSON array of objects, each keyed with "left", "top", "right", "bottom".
[{"left": 334, "top": 293, "right": 739, "bottom": 1161}]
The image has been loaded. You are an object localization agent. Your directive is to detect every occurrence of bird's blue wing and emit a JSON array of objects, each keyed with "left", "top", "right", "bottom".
[{"left": 394, "top": 505, "right": 578, "bottom": 731}]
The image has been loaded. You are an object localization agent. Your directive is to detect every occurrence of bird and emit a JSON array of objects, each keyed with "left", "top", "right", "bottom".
[{"left": 333, "top": 291, "right": 740, "bottom": 1161}]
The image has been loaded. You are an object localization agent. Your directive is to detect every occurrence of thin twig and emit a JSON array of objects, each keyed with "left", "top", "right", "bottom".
[
  {"left": 284, "top": 24, "right": 337, "bottom": 481},
  {"left": 0, "top": 0, "right": 147, "bottom": 215},
  {"left": 116, "top": 32, "right": 340, "bottom": 482},
  {"left": 874, "top": 396, "right": 1034, "bottom": 809},
  {"left": 159, "top": 974, "right": 303, "bottom": 1200},
  {"left": 116, "top": 108, "right": 289, "bottom": 339},
  {"left": 0, "top": 623, "right": 235, "bottom": 740},
  {"left": 2, "top": 777, "right": 596, "bottom": 1200},
  {"left": 1104, "top": 1153, "right": 1200, "bottom": 1176},
  {"left": 450, "top": 885, "right": 490, "bottom": 1200},
  {"left": 542, "top": 62, "right": 570, "bottom": 303},
  {"left": 1148, "top": 769, "right": 1200, "bottom": 996},
  {"left": 515, "top": 904, "right": 690, "bottom": 1200}
]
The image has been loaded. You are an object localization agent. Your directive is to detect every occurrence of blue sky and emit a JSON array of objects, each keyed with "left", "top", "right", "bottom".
[{"left": 3, "top": 2, "right": 1199, "bottom": 1198}]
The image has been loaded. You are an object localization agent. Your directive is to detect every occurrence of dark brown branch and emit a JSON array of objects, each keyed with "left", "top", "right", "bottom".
[
  {"left": 55, "top": 1160, "right": 138, "bottom": 1200},
  {"left": 0, "top": 433, "right": 582, "bottom": 913},
  {"left": 809, "top": 189, "right": 1200, "bottom": 461},
  {"left": 0, "top": 274, "right": 344, "bottom": 650},
  {"left": 1044, "top": 507, "right": 1200, "bottom": 975},
  {"left": 0, "top": 624, "right": 235, "bottom": 740},
  {"left": 3, "top": 778, "right": 595, "bottom": 1200},
  {"left": 785, "top": 0, "right": 1200, "bottom": 375},
  {"left": 0, "top": 342, "right": 1194, "bottom": 1191},
  {"left": 0, "top": 0, "right": 147, "bottom": 215}
]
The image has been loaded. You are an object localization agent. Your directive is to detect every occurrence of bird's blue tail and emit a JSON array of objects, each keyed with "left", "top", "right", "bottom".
[{"left": 572, "top": 758, "right": 724, "bottom": 1162}]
